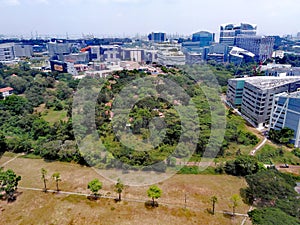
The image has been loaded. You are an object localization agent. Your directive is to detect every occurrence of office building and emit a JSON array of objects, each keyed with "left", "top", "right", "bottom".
[
  {"left": 157, "top": 50, "right": 185, "bottom": 66},
  {"left": 209, "top": 43, "right": 229, "bottom": 62},
  {"left": 227, "top": 76, "right": 300, "bottom": 128},
  {"left": 48, "top": 41, "right": 72, "bottom": 59},
  {"left": 121, "top": 48, "right": 145, "bottom": 63},
  {"left": 229, "top": 46, "right": 255, "bottom": 65},
  {"left": 0, "top": 43, "right": 15, "bottom": 62},
  {"left": 14, "top": 44, "right": 33, "bottom": 58},
  {"left": 144, "top": 50, "right": 158, "bottom": 63},
  {"left": 89, "top": 46, "right": 101, "bottom": 61},
  {"left": 261, "top": 63, "right": 300, "bottom": 77},
  {"left": 185, "top": 52, "right": 202, "bottom": 65},
  {"left": 102, "top": 45, "right": 121, "bottom": 62},
  {"left": 270, "top": 91, "right": 300, "bottom": 147},
  {"left": 63, "top": 52, "right": 89, "bottom": 64},
  {"left": 50, "top": 60, "right": 78, "bottom": 76},
  {"left": 192, "top": 31, "right": 215, "bottom": 47},
  {"left": 219, "top": 24, "right": 236, "bottom": 46},
  {"left": 235, "top": 35, "right": 275, "bottom": 62},
  {"left": 219, "top": 23, "right": 257, "bottom": 46},
  {"left": 237, "top": 23, "right": 257, "bottom": 36},
  {"left": 242, "top": 77, "right": 300, "bottom": 128},
  {"left": 206, "top": 53, "right": 226, "bottom": 63},
  {"left": 148, "top": 32, "right": 166, "bottom": 43},
  {"left": 181, "top": 41, "right": 202, "bottom": 53},
  {"left": 227, "top": 78, "right": 246, "bottom": 107}
]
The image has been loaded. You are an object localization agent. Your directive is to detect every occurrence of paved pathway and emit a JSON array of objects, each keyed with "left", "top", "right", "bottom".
[
  {"left": 250, "top": 138, "right": 267, "bottom": 156},
  {"left": 241, "top": 206, "right": 253, "bottom": 225}
]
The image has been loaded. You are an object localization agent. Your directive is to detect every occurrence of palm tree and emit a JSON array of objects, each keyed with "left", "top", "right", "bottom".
[
  {"left": 52, "top": 172, "right": 61, "bottom": 192},
  {"left": 230, "top": 194, "right": 241, "bottom": 217},
  {"left": 114, "top": 178, "right": 124, "bottom": 201}
]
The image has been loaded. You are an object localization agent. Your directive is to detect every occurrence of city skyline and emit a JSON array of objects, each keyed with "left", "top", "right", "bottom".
[{"left": 0, "top": 0, "right": 299, "bottom": 38}]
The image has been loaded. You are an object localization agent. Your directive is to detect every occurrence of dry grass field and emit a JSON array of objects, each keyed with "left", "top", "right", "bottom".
[{"left": 0, "top": 155, "right": 251, "bottom": 225}]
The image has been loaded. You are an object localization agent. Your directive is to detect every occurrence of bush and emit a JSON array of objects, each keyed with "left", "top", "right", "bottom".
[
  {"left": 178, "top": 166, "right": 199, "bottom": 174},
  {"left": 249, "top": 208, "right": 299, "bottom": 225},
  {"left": 225, "top": 155, "right": 260, "bottom": 176},
  {"left": 292, "top": 148, "right": 300, "bottom": 158}
]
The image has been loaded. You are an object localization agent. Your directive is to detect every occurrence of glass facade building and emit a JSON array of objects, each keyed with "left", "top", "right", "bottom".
[
  {"left": 226, "top": 77, "right": 300, "bottom": 128},
  {"left": 219, "top": 23, "right": 257, "bottom": 46},
  {"left": 270, "top": 91, "right": 300, "bottom": 147},
  {"left": 191, "top": 31, "right": 215, "bottom": 47},
  {"left": 148, "top": 32, "right": 166, "bottom": 43}
]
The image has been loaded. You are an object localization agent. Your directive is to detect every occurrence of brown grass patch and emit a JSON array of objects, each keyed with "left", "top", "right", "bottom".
[{"left": 0, "top": 157, "right": 249, "bottom": 225}]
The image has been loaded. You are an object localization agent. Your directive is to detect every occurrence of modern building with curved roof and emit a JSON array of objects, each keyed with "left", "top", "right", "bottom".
[{"left": 219, "top": 23, "right": 257, "bottom": 46}]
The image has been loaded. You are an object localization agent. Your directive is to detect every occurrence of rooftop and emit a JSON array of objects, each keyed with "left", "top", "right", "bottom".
[
  {"left": 0, "top": 87, "right": 14, "bottom": 93},
  {"left": 0, "top": 43, "right": 14, "bottom": 48},
  {"left": 276, "top": 91, "right": 300, "bottom": 99},
  {"left": 246, "top": 76, "right": 300, "bottom": 90},
  {"left": 230, "top": 46, "right": 255, "bottom": 58}
]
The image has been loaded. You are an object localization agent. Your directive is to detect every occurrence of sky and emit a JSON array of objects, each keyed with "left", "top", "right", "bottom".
[{"left": 0, "top": 0, "right": 299, "bottom": 38}]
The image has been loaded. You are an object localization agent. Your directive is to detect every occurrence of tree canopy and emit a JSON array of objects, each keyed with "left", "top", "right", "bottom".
[{"left": 88, "top": 179, "right": 102, "bottom": 197}]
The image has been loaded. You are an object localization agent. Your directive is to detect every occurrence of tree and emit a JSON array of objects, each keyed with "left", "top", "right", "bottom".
[
  {"left": 87, "top": 179, "right": 102, "bottom": 198},
  {"left": 211, "top": 195, "right": 218, "bottom": 215},
  {"left": 3, "top": 95, "right": 33, "bottom": 116},
  {"left": 249, "top": 208, "right": 300, "bottom": 225},
  {"left": 269, "top": 128, "right": 294, "bottom": 145},
  {"left": 52, "top": 172, "right": 61, "bottom": 192},
  {"left": 225, "top": 155, "right": 260, "bottom": 177},
  {"left": 147, "top": 185, "right": 162, "bottom": 207},
  {"left": 0, "top": 132, "right": 6, "bottom": 156},
  {"left": 0, "top": 168, "right": 21, "bottom": 201},
  {"left": 230, "top": 194, "right": 241, "bottom": 217},
  {"left": 41, "top": 168, "right": 47, "bottom": 192},
  {"left": 114, "top": 178, "right": 124, "bottom": 201},
  {"left": 243, "top": 169, "right": 297, "bottom": 205}
]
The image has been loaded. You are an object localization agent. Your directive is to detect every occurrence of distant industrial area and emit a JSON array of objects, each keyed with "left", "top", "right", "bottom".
[{"left": 0, "top": 21, "right": 300, "bottom": 225}]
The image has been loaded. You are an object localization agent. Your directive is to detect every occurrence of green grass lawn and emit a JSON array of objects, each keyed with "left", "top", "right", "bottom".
[
  {"left": 41, "top": 108, "right": 68, "bottom": 124},
  {"left": 256, "top": 144, "right": 300, "bottom": 165}
]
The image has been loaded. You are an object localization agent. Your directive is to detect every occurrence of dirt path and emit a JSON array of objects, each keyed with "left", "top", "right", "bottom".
[
  {"left": 17, "top": 186, "right": 249, "bottom": 217},
  {"left": 0, "top": 153, "right": 24, "bottom": 167}
]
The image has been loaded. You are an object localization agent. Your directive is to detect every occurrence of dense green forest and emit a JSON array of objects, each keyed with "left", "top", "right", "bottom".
[
  {"left": 245, "top": 169, "right": 300, "bottom": 224},
  {"left": 0, "top": 62, "right": 259, "bottom": 172}
]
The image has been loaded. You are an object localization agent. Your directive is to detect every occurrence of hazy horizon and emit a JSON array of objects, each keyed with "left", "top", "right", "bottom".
[{"left": 0, "top": 0, "right": 299, "bottom": 38}]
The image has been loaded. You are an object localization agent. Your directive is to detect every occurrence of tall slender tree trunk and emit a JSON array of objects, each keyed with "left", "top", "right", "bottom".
[
  {"left": 118, "top": 192, "right": 121, "bottom": 201},
  {"left": 56, "top": 181, "right": 59, "bottom": 192},
  {"left": 152, "top": 197, "right": 155, "bottom": 207},
  {"left": 43, "top": 179, "right": 47, "bottom": 192},
  {"left": 212, "top": 202, "right": 215, "bottom": 215}
]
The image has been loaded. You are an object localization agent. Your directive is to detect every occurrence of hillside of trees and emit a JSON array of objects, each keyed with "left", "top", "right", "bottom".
[{"left": 0, "top": 63, "right": 259, "bottom": 172}]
